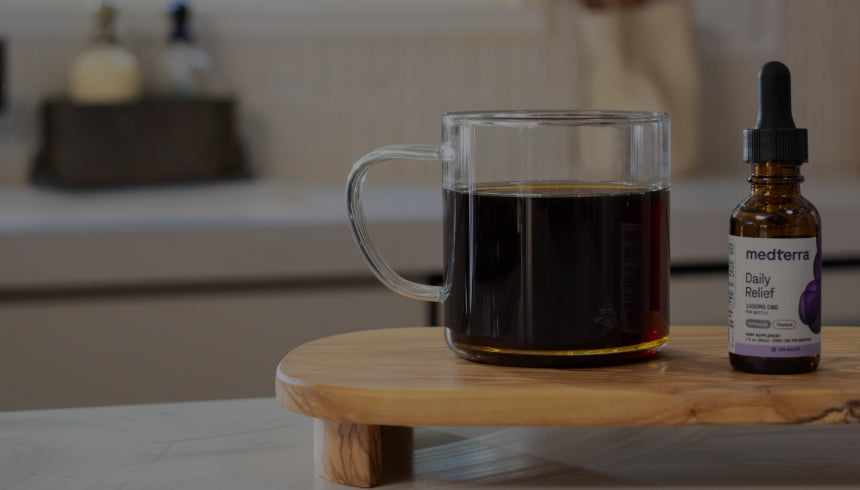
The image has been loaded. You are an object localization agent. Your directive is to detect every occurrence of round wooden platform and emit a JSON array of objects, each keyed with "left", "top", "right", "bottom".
[{"left": 276, "top": 326, "right": 860, "bottom": 428}]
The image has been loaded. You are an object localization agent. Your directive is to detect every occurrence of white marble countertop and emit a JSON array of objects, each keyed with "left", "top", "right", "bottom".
[
  {"left": 2, "top": 397, "right": 860, "bottom": 489},
  {"left": 0, "top": 178, "right": 857, "bottom": 290}
]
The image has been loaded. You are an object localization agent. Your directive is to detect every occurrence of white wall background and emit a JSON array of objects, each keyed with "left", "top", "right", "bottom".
[{"left": 0, "top": 0, "right": 858, "bottom": 187}]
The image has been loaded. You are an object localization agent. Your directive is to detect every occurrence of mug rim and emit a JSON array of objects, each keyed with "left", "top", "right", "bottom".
[{"left": 442, "top": 110, "right": 669, "bottom": 126}]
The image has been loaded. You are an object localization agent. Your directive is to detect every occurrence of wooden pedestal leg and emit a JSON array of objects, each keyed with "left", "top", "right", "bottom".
[{"left": 313, "top": 419, "right": 382, "bottom": 487}]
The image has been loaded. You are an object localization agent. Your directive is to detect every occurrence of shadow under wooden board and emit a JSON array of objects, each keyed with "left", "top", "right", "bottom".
[{"left": 276, "top": 326, "right": 860, "bottom": 487}]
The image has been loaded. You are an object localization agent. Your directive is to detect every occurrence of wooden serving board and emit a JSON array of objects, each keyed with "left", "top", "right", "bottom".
[{"left": 276, "top": 326, "right": 860, "bottom": 487}]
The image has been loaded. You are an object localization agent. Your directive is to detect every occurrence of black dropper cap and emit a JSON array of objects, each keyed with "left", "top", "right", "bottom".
[
  {"left": 169, "top": 1, "right": 193, "bottom": 42},
  {"left": 743, "top": 61, "right": 808, "bottom": 164}
]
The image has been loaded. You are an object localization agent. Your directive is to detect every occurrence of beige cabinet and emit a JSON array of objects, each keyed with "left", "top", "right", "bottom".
[{"left": 0, "top": 285, "right": 423, "bottom": 411}]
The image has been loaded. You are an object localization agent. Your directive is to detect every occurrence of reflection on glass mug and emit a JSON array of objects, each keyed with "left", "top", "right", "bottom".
[{"left": 347, "top": 111, "right": 670, "bottom": 367}]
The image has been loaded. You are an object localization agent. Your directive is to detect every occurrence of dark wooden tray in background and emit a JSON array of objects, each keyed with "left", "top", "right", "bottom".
[{"left": 33, "top": 98, "right": 249, "bottom": 189}]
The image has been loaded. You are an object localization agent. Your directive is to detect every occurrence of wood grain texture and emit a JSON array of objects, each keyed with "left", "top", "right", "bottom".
[
  {"left": 313, "top": 419, "right": 382, "bottom": 487},
  {"left": 277, "top": 326, "right": 860, "bottom": 427}
]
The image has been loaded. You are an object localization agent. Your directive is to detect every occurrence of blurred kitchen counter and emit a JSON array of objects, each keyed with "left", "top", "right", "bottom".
[
  {"left": 0, "top": 178, "right": 858, "bottom": 289},
  {"left": 0, "top": 181, "right": 442, "bottom": 290},
  {"left": 1, "top": 178, "right": 859, "bottom": 410}
]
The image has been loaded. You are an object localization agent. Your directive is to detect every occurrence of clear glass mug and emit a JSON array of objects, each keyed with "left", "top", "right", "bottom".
[{"left": 347, "top": 111, "right": 670, "bottom": 367}]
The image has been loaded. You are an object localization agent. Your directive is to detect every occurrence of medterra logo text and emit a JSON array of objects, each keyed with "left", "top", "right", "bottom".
[{"left": 745, "top": 249, "right": 810, "bottom": 261}]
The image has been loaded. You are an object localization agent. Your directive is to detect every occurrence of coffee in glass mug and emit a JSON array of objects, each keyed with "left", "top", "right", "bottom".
[{"left": 347, "top": 111, "right": 670, "bottom": 367}]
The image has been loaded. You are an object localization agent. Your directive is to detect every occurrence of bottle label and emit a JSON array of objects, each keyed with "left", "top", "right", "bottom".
[{"left": 728, "top": 236, "right": 821, "bottom": 357}]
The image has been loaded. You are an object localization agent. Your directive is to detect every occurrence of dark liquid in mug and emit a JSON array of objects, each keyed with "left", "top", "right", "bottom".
[{"left": 443, "top": 182, "right": 670, "bottom": 367}]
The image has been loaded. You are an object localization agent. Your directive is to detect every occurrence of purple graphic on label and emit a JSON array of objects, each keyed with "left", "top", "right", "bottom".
[{"left": 798, "top": 237, "right": 821, "bottom": 334}]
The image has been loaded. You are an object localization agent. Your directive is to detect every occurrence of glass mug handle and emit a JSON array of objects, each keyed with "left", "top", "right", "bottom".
[{"left": 346, "top": 144, "right": 445, "bottom": 302}]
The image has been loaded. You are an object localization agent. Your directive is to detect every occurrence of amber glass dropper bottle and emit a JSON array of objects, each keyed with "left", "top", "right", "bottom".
[{"left": 728, "top": 61, "right": 821, "bottom": 374}]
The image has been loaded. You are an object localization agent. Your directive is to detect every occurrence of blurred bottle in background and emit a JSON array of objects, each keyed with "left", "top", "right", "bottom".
[{"left": 154, "top": 1, "right": 210, "bottom": 99}]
